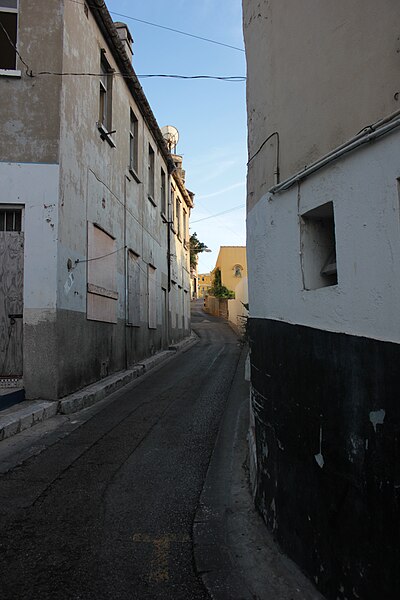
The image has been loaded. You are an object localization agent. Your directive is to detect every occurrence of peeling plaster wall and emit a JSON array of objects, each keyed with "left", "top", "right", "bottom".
[
  {"left": 0, "top": 0, "right": 63, "bottom": 164},
  {"left": 247, "top": 130, "right": 400, "bottom": 343},
  {"left": 249, "top": 317, "right": 400, "bottom": 600},
  {"left": 0, "top": 162, "right": 60, "bottom": 399},
  {"left": 243, "top": 0, "right": 400, "bottom": 212},
  {"left": 243, "top": 1, "right": 400, "bottom": 595},
  {"left": 246, "top": 131, "right": 400, "bottom": 599},
  {"left": 169, "top": 181, "right": 191, "bottom": 343},
  {"left": 55, "top": 1, "right": 190, "bottom": 396}
]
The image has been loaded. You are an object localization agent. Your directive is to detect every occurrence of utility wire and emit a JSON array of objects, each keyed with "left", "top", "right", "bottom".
[
  {"left": 108, "top": 10, "right": 245, "bottom": 53},
  {"left": 75, "top": 246, "right": 124, "bottom": 264},
  {"left": 36, "top": 71, "right": 246, "bottom": 81},
  {"left": 1, "top": 9, "right": 245, "bottom": 81},
  {"left": 65, "top": 0, "right": 245, "bottom": 53},
  {"left": 191, "top": 204, "right": 245, "bottom": 224},
  {"left": 247, "top": 131, "right": 279, "bottom": 165},
  {"left": 138, "top": 74, "right": 245, "bottom": 81},
  {"left": 0, "top": 20, "right": 33, "bottom": 76}
]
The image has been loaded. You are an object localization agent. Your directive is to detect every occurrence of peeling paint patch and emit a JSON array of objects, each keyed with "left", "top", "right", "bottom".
[
  {"left": 314, "top": 425, "right": 324, "bottom": 467},
  {"left": 263, "top": 440, "right": 269, "bottom": 458},
  {"left": 64, "top": 272, "right": 74, "bottom": 295},
  {"left": 369, "top": 409, "right": 385, "bottom": 432}
]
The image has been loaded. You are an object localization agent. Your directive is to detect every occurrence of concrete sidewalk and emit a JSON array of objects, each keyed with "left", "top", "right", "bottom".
[
  {"left": 193, "top": 344, "right": 325, "bottom": 600},
  {"left": 0, "top": 333, "right": 198, "bottom": 443}
]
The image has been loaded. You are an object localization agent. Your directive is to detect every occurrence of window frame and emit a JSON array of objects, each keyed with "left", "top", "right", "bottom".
[
  {"left": 0, "top": 205, "right": 23, "bottom": 231},
  {"left": 129, "top": 109, "right": 140, "bottom": 180},
  {"left": 147, "top": 144, "right": 155, "bottom": 204},
  {"left": 0, "top": 0, "right": 20, "bottom": 76},
  {"left": 148, "top": 264, "right": 157, "bottom": 329},
  {"left": 160, "top": 167, "right": 167, "bottom": 217},
  {"left": 97, "top": 52, "right": 115, "bottom": 146},
  {"left": 127, "top": 250, "right": 141, "bottom": 327},
  {"left": 175, "top": 196, "right": 181, "bottom": 239}
]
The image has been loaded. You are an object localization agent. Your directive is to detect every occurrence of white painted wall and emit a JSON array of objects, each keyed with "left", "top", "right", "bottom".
[
  {"left": 228, "top": 276, "right": 249, "bottom": 330},
  {"left": 247, "top": 130, "right": 400, "bottom": 343},
  {"left": 0, "top": 162, "right": 59, "bottom": 320}
]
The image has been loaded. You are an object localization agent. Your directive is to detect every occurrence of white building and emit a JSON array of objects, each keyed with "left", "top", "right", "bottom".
[
  {"left": 0, "top": 0, "right": 192, "bottom": 401},
  {"left": 243, "top": 1, "right": 400, "bottom": 598}
]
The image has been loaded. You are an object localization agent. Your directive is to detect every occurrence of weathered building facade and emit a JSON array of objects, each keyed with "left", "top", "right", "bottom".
[
  {"left": 0, "top": 0, "right": 192, "bottom": 400},
  {"left": 243, "top": 1, "right": 400, "bottom": 598}
]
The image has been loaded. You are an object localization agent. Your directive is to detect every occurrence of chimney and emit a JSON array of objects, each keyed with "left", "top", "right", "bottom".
[
  {"left": 172, "top": 154, "right": 186, "bottom": 184},
  {"left": 114, "top": 22, "right": 133, "bottom": 63}
]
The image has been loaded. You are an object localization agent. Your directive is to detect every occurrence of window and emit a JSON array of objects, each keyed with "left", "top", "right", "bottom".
[
  {"left": 87, "top": 223, "right": 118, "bottom": 323},
  {"left": 182, "top": 209, "right": 187, "bottom": 244},
  {"left": 128, "top": 251, "right": 141, "bottom": 326},
  {"left": 0, "top": 207, "right": 22, "bottom": 231},
  {"left": 148, "top": 265, "right": 157, "bottom": 329},
  {"left": 160, "top": 168, "right": 167, "bottom": 216},
  {"left": 233, "top": 264, "right": 243, "bottom": 278},
  {"left": 175, "top": 197, "right": 181, "bottom": 238},
  {"left": 99, "top": 53, "right": 112, "bottom": 132},
  {"left": 300, "top": 201, "right": 338, "bottom": 290},
  {"left": 129, "top": 109, "right": 139, "bottom": 174},
  {"left": 148, "top": 144, "right": 155, "bottom": 201},
  {"left": 0, "top": 1, "right": 18, "bottom": 72},
  {"left": 170, "top": 185, "right": 175, "bottom": 229}
]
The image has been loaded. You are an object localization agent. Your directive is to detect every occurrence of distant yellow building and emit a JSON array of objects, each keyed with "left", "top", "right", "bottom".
[
  {"left": 198, "top": 273, "right": 212, "bottom": 298},
  {"left": 214, "top": 246, "right": 247, "bottom": 296}
]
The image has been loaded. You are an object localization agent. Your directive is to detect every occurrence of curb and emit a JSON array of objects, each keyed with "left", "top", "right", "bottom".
[{"left": 0, "top": 332, "right": 198, "bottom": 442}]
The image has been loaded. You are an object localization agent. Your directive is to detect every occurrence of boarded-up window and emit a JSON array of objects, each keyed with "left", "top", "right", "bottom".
[
  {"left": 87, "top": 223, "right": 118, "bottom": 323},
  {"left": 0, "top": 2, "right": 18, "bottom": 71},
  {"left": 148, "top": 265, "right": 157, "bottom": 329},
  {"left": 128, "top": 251, "right": 141, "bottom": 326}
]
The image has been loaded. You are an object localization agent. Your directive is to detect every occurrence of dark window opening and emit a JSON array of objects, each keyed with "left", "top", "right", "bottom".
[
  {"left": 0, "top": 208, "right": 22, "bottom": 231},
  {"left": 129, "top": 110, "right": 138, "bottom": 173},
  {"left": 99, "top": 54, "right": 113, "bottom": 131},
  {"left": 148, "top": 144, "right": 155, "bottom": 200},
  {"left": 0, "top": 8, "right": 18, "bottom": 70},
  {"left": 160, "top": 168, "right": 167, "bottom": 215},
  {"left": 300, "top": 201, "right": 338, "bottom": 290}
]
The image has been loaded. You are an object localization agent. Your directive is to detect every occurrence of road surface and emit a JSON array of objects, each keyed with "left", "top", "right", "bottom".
[{"left": 0, "top": 301, "right": 243, "bottom": 600}]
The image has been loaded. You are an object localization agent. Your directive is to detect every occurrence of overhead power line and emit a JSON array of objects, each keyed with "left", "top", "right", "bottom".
[
  {"left": 66, "top": 0, "right": 245, "bottom": 52},
  {"left": 108, "top": 10, "right": 245, "bottom": 53},
  {"left": 191, "top": 204, "right": 245, "bottom": 224},
  {"left": 36, "top": 71, "right": 246, "bottom": 81}
]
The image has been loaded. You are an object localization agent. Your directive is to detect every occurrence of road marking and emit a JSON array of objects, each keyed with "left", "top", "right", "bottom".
[{"left": 132, "top": 533, "right": 190, "bottom": 582}]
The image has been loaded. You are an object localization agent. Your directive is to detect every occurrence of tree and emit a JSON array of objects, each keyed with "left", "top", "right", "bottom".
[
  {"left": 208, "top": 268, "right": 235, "bottom": 299},
  {"left": 189, "top": 232, "right": 207, "bottom": 269}
]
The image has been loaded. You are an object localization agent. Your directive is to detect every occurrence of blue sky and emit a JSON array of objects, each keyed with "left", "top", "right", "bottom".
[{"left": 106, "top": 0, "right": 247, "bottom": 273}]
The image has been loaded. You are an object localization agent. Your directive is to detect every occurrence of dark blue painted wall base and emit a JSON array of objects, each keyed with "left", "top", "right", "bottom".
[{"left": 249, "top": 317, "right": 400, "bottom": 600}]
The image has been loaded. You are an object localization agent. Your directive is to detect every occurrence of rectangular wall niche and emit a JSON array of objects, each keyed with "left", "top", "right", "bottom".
[{"left": 300, "top": 201, "right": 337, "bottom": 290}]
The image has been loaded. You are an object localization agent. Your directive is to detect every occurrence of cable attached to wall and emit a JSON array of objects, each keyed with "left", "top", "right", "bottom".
[{"left": 0, "top": 21, "right": 34, "bottom": 77}]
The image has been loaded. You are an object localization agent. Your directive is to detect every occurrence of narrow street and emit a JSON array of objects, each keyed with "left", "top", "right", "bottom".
[{"left": 0, "top": 301, "right": 244, "bottom": 600}]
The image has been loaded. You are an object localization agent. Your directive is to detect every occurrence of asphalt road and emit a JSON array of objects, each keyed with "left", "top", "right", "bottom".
[{"left": 0, "top": 301, "right": 243, "bottom": 600}]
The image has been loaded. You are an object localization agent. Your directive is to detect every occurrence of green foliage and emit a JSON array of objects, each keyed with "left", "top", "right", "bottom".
[
  {"left": 190, "top": 232, "right": 207, "bottom": 269},
  {"left": 209, "top": 268, "right": 235, "bottom": 299}
]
